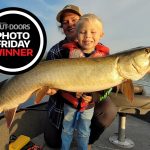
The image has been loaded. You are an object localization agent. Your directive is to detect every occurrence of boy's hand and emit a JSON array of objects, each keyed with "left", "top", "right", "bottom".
[
  {"left": 46, "top": 88, "right": 58, "bottom": 95},
  {"left": 76, "top": 92, "right": 83, "bottom": 98},
  {"left": 76, "top": 92, "right": 92, "bottom": 103},
  {"left": 82, "top": 94, "right": 92, "bottom": 103}
]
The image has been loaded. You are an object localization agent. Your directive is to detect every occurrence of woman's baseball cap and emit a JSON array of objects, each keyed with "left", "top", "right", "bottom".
[{"left": 56, "top": 4, "right": 82, "bottom": 23}]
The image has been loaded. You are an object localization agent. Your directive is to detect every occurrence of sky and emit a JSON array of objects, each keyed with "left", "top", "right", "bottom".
[
  {"left": 1, "top": 0, "right": 150, "bottom": 53},
  {"left": 0, "top": 0, "right": 150, "bottom": 79}
]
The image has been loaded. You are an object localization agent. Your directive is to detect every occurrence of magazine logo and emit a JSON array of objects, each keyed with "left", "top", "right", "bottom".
[{"left": 0, "top": 7, "right": 46, "bottom": 74}]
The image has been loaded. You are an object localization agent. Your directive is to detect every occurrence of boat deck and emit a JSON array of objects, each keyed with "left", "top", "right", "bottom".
[{"left": 32, "top": 114, "right": 150, "bottom": 150}]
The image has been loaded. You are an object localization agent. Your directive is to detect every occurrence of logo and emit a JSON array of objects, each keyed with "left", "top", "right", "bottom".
[{"left": 0, "top": 7, "right": 47, "bottom": 74}]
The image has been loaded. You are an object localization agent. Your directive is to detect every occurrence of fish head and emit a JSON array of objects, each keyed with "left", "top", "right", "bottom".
[
  {"left": 118, "top": 47, "right": 150, "bottom": 80},
  {"left": 132, "top": 47, "right": 150, "bottom": 71}
]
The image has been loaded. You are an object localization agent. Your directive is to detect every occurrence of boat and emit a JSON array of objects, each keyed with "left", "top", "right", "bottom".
[
  {"left": 1, "top": 88, "right": 150, "bottom": 150},
  {"left": 0, "top": 102, "right": 49, "bottom": 150}
]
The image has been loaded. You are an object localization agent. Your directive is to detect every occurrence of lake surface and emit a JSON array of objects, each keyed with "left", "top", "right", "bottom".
[{"left": 134, "top": 74, "right": 150, "bottom": 96}]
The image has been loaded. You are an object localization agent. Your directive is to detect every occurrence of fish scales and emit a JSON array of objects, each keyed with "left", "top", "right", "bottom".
[
  {"left": 0, "top": 46, "right": 150, "bottom": 127},
  {"left": 1, "top": 47, "right": 150, "bottom": 110}
]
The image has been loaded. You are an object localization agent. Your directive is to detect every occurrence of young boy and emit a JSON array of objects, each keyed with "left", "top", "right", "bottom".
[{"left": 61, "top": 13, "right": 109, "bottom": 150}]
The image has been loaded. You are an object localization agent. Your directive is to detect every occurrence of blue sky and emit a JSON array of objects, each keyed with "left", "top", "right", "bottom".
[{"left": 0, "top": 0, "right": 150, "bottom": 54}]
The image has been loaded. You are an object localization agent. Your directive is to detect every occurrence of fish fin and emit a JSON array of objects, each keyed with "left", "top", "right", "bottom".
[
  {"left": 34, "top": 86, "right": 49, "bottom": 104},
  {"left": 120, "top": 79, "right": 134, "bottom": 103},
  {"left": 4, "top": 107, "right": 17, "bottom": 128}
]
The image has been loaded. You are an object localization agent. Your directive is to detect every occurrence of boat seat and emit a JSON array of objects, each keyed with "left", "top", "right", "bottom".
[
  {"left": 109, "top": 92, "right": 150, "bottom": 148},
  {"left": 110, "top": 93, "right": 150, "bottom": 115}
]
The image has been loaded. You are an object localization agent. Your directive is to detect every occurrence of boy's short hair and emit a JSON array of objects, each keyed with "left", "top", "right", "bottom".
[{"left": 76, "top": 13, "right": 103, "bottom": 32}]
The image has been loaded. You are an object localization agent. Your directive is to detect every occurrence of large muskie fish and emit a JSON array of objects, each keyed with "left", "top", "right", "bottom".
[{"left": 0, "top": 46, "right": 150, "bottom": 128}]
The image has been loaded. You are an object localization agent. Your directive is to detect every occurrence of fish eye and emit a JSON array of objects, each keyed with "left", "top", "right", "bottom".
[{"left": 145, "top": 48, "right": 150, "bottom": 54}]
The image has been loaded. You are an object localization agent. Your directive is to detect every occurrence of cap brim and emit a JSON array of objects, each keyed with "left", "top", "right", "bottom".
[{"left": 56, "top": 9, "right": 82, "bottom": 23}]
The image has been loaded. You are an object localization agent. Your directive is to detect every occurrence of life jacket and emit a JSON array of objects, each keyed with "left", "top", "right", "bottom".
[
  {"left": 61, "top": 92, "right": 90, "bottom": 112},
  {"left": 61, "top": 42, "right": 110, "bottom": 112},
  {"left": 62, "top": 42, "right": 109, "bottom": 58}
]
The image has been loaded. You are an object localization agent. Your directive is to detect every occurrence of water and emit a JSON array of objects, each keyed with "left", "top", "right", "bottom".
[
  {"left": 134, "top": 74, "right": 150, "bottom": 96},
  {"left": 0, "top": 73, "right": 150, "bottom": 109}
]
